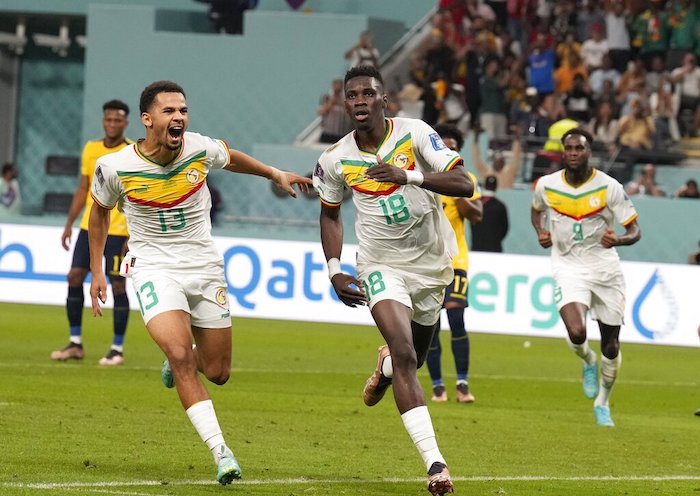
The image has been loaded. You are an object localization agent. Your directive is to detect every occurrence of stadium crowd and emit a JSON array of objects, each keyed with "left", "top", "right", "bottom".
[{"left": 379, "top": 0, "right": 700, "bottom": 188}]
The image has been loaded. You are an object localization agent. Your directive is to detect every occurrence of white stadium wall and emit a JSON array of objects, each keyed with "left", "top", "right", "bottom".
[{"left": 1, "top": 223, "right": 698, "bottom": 347}]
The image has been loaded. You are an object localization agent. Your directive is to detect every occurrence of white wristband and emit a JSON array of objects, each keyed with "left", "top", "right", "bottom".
[
  {"left": 405, "top": 170, "right": 424, "bottom": 186},
  {"left": 268, "top": 166, "right": 281, "bottom": 181},
  {"left": 327, "top": 258, "right": 342, "bottom": 279}
]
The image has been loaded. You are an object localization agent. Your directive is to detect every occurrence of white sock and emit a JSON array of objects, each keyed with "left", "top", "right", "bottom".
[
  {"left": 186, "top": 399, "right": 227, "bottom": 463},
  {"left": 400, "top": 406, "right": 445, "bottom": 470},
  {"left": 595, "top": 352, "right": 621, "bottom": 407},
  {"left": 111, "top": 345, "right": 124, "bottom": 353},
  {"left": 381, "top": 355, "right": 393, "bottom": 378},
  {"left": 69, "top": 337, "right": 82, "bottom": 345},
  {"left": 567, "top": 338, "right": 596, "bottom": 365}
]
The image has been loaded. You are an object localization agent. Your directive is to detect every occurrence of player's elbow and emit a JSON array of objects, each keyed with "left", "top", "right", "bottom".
[{"left": 460, "top": 175, "right": 475, "bottom": 198}]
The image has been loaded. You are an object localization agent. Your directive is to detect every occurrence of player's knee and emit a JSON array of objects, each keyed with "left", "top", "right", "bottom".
[
  {"left": 167, "top": 345, "right": 196, "bottom": 369},
  {"left": 67, "top": 269, "right": 87, "bottom": 287},
  {"left": 601, "top": 340, "right": 620, "bottom": 360},
  {"left": 202, "top": 361, "right": 230, "bottom": 385},
  {"left": 390, "top": 342, "right": 418, "bottom": 371},
  {"left": 111, "top": 278, "right": 127, "bottom": 295},
  {"left": 567, "top": 326, "right": 587, "bottom": 344},
  {"left": 168, "top": 343, "right": 188, "bottom": 360},
  {"left": 206, "top": 367, "right": 230, "bottom": 385}
]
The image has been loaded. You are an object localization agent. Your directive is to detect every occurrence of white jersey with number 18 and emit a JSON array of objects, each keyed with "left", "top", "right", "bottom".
[{"left": 313, "top": 117, "right": 463, "bottom": 275}]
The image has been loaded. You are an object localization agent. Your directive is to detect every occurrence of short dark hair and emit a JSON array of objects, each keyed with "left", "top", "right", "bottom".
[
  {"left": 139, "top": 80, "right": 186, "bottom": 114},
  {"left": 102, "top": 99, "right": 129, "bottom": 116},
  {"left": 344, "top": 65, "right": 384, "bottom": 87},
  {"left": 561, "top": 127, "right": 594, "bottom": 147},
  {"left": 2, "top": 162, "right": 16, "bottom": 176},
  {"left": 433, "top": 123, "right": 464, "bottom": 151}
]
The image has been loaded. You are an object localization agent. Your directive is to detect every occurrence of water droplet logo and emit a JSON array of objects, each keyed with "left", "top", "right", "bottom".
[{"left": 632, "top": 269, "right": 678, "bottom": 340}]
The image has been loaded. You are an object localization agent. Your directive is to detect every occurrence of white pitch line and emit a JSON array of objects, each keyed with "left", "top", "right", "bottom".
[
  {"left": 4, "top": 475, "right": 700, "bottom": 491},
  {"left": 67, "top": 490, "right": 154, "bottom": 496},
  {"left": 0, "top": 361, "right": 695, "bottom": 388}
]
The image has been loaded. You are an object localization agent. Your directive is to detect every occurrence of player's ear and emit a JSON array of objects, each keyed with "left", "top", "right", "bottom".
[
  {"left": 382, "top": 94, "right": 388, "bottom": 108},
  {"left": 141, "top": 112, "right": 152, "bottom": 128}
]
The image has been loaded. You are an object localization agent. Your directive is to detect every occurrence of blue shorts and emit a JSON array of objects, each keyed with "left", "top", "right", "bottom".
[
  {"left": 71, "top": 229, "right": 127, "bottom": 281},
  {"left": 443, "top": 269, "right": 469, "bottom": 308}
]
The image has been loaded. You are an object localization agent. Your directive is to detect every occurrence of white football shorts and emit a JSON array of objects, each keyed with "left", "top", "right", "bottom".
[
  {"left": 357, "top": 262, "right": 452, "bottom": 327},
  {"left": 553, "top": 267, "right": 626, "bottom": 325},
  {"left": 130, "top": 263, "right": 231, "bottom": 328}
]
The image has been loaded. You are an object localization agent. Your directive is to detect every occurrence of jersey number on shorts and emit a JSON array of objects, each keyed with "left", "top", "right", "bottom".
[
  {"left": 572, "top": 222, "right": 583, "bottom": 242},
  {"left": 111, "top": 255, "right": 124, "bottom": 275},
  {"left": 454, "top": 273, "right": 468, "bottom": 296},
  {"left": 379, "top": 194, "right": 409, "bottom": 225},
  {"left": 136, "top": 281, "right": 159, "bottom": 313},
  {"left": 158, "top": 208, "right": 186, "bottom": 232},
  {"left": 362, "top": 271, "right": 386, "bottom": 300}
]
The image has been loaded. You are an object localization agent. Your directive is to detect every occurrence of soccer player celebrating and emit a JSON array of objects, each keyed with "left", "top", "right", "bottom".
[
  {"left": 313, "top": 65, "right": 474, "bottom": 495},
  {"left": 88, "top": 80, "right": 311, "bottom": 484},
  {"left": 531, "top": 128, "right": 641, "bottom": 427}
]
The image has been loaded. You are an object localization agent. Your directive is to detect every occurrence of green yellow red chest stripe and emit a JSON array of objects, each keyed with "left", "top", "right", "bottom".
[
  {"left": 343, "top": 132, "right": 417, "bottom": 196},
  {"left": 118, "top": 151, "right": 207, "bottom": 208},
  {"left": 544, "top": 185, "right": 608, "bottom": 220}
]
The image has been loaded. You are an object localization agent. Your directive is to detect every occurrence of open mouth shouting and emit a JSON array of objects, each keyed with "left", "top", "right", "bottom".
[{"left": 167, "top": 125, "right": 184, "bottom": 147}]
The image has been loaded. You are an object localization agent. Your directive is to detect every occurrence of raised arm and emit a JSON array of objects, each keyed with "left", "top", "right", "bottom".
[
  {"left": 320, "top": 203, "right": 366, "bottom": 307},
  {"left": 224, "top": 149, "right": 312, "bottom": 197},
  {"left": 471, "top": 135, "right": 491, "bottom": 182},
  {"left": 502, "top": 136, "right": 523, "bottom": 188},
  {"left": 88, "top": 201, "right": 111, "bottom": 316}
]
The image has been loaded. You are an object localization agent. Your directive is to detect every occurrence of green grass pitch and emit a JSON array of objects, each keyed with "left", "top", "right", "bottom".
[{"left": 0, "top": 301, "right": 698, "bottom": 496}]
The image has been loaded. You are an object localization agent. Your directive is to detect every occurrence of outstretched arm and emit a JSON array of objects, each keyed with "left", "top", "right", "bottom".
[
  {"left": 320, "top": 203, "right": 366, "bottom": 307},
  {"left": 225, "top": 149, "right": 312, "bottom": 197},
  {"left": 88, "top": 201, "right": 111, "bottom": 316}
]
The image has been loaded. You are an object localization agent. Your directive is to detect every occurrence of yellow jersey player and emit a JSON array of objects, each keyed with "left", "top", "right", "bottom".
[
  {"left": 531, "top": 128, "right": 641, "bottom": 427},
  {"left": 52, "top": 99, "right": 132, "bottom": 365},
  {"left": 427, "top": 124, "right": 483, "bottom": 404}
]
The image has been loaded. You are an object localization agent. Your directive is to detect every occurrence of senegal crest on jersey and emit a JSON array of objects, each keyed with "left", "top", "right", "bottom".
[
  {"left": 544, "top": 184, "right": 608, "bottom": 220},
  {"left": 117, "top": 151, "right": 207, "bottom": 208},
  {"left": 342, "top": 133, "right": 415, "bottom": 196}
]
